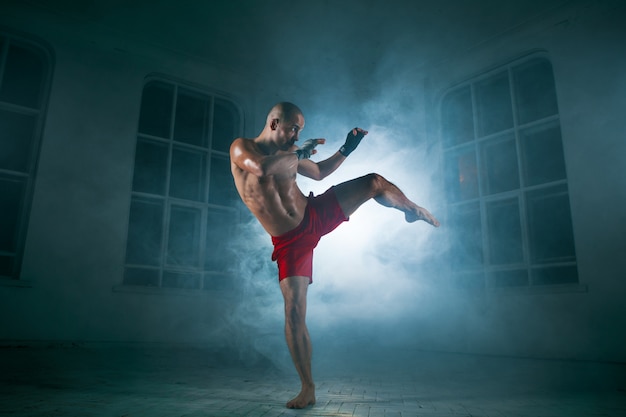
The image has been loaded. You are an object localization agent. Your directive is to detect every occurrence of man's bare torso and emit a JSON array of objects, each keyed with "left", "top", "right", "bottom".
[{"left": 230, "top": 138, "right": 308, "bottom": 237}]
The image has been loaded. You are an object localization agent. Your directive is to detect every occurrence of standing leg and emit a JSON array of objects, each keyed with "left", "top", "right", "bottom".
[
  {"left": 334, "top": 173, "right": 440, "bottom": 226},
  {"left": 280, "top": 276, "right": 316, "bottom": 409}
]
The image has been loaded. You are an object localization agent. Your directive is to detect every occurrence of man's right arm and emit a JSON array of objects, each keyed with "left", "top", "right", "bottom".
[{"left": 230, "top": 138, "right": 298, "bottom": 177}]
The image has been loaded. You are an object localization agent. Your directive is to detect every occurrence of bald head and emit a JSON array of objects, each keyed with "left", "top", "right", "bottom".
[{"left": 266, "top": 102, "right": 303, "bottom": 126}]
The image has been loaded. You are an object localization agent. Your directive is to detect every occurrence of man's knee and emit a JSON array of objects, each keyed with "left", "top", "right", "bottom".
[
  {"left": 284, "top": 301, "right": 306, "bottom": 326},
  {"left": 365, "top": 173, "right": 385, "bottom": 194}
]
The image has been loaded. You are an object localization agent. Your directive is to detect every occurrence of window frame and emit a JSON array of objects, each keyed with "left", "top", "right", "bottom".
[
  {"left": 122, "top": 76, "right": 243, "bottom": 293},
  {"left": 0, "top": 31, "right": 53, "bottom": 284},
  {"left": 439, "top": 53, "right": 580, "bottom": 292}
]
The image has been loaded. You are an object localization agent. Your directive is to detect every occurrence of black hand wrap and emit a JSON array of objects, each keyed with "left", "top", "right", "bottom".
[
  {"left": 294, "top": 139, "right": 318, "bottom": 160},
  {"left": 339, "top": 128, "right": 365, "bottom": 157}
]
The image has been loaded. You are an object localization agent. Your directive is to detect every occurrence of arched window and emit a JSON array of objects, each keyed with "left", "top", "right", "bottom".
[
  {"left": 441, "top": 55, "right": 577, "bottom": 290},
  {"left": 124, "top": 78, "right": 242, "bottom": 291},
  {"left": 0, "top": 33, "right": 52, "bottom": 281}
]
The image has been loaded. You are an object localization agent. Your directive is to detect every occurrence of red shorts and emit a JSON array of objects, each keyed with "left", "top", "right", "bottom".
[{"left": 271, "top": 187, "right": 348, "bottom": 283}]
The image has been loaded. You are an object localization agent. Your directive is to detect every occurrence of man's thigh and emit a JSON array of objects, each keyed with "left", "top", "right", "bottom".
[{"left": 333, "top": 174, "right": 375, "bottom": 218}]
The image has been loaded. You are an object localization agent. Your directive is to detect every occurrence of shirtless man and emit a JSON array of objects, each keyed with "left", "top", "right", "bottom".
[{"left": 230, "top": 102, "right": 439, "bottom": 409}]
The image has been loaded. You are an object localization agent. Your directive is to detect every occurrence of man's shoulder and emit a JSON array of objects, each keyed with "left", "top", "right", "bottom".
[
  {"left": 232, "top": 136, "right": 252, "bottom": 145},
  {"left": 230, "top": 137, "right": 255, "bottom": 152},
  {"left": 235, "top": 136, "right": 262, "bottom": 146}
]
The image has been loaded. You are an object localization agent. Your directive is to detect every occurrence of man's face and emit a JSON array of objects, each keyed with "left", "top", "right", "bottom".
[{"left": 275, "top": 113, "right": 304, "bottom": 151}]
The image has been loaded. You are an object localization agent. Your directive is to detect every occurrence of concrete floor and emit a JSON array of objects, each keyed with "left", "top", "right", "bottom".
[{"left": 1, "top": 344, "right": 625, "bottom": 417}]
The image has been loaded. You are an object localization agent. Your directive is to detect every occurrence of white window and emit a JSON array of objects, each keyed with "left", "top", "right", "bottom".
[
  {"left": 124, "top": 78, "right": 242, "bottom": 290},
  {"left": 0, "top": 33, "right": 51, "bottom": 281},
  {"left": 441, "top": 55, "right": 577, "bottom": 289}
]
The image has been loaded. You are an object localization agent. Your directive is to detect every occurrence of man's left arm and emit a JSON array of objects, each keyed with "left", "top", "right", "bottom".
[
  {"left": 298, "top": 128, "right": 368, "bottom": 181},
  {"left": 298, "top": 151, "right": 346, "bottom": 180}
]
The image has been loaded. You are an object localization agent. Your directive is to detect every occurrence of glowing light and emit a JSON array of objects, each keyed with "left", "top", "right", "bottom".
[{"left": 298, "top": 124, "right": 440, "bottom": 321}]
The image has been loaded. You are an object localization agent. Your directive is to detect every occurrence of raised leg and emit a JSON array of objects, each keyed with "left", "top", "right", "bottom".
[
  {"left": 334, "top": 173, "right": 440, "bottom": 226},
  {"left": 280, "top": 276, "right": 316, "bottom": 409}
]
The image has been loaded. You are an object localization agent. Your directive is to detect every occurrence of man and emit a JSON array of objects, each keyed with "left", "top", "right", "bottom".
[{"left": 230, "top": 102, "right": 439, "bottom": 409}]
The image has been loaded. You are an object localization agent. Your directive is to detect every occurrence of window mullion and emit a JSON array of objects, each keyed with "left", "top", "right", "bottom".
[
  {"left": 198, "top": 208, "right": 208, "bottom": 290},
  {"left": 0, "top": 38, "right": 8, "bottom": 87},
  {"left": 205, "top": 97, "right": 215, "bottom": 204},
  {"left": 154, "top": 198, "right": 167, "bottom": 288},
  {"left": 164, "top": 85, "right": 178, "bottom": 198},
  {"left": 469, "top": 82, "right": 489, "bottom": 288},
  {"left": 207, "top": 96, "right": 215, "bottom": 151},
  {"left": 509, "top": 66, "right": 532, "bottom": 281},
  {"left": 205, "top": 97, "right": 214, "bottom": 204},
  {"left": 158, "top": 85, "right": 179, "bottom": 288}
]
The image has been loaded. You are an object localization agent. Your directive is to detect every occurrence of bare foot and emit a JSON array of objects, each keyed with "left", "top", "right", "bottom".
[
  {"left": 406, "top": 206, "right": 440, "bottom": 227},
  {"left": 286, "top": 385, "right": 316, "bottom": 409}
]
